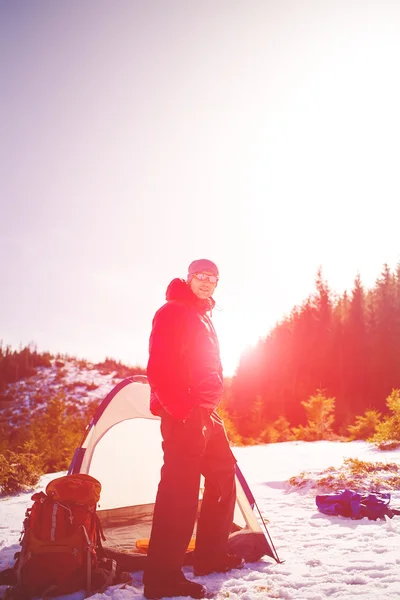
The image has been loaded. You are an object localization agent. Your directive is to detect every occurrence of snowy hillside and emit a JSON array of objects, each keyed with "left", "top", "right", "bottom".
[{"left": 0, "top": 356, "right": 137, "bottom": 425}]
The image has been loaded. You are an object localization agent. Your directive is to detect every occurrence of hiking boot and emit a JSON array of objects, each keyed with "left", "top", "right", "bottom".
[
  {"left": 193, "top": 553, "right": 245, "bottom": 577},
  {"left": 144, "top": 575, "right": 207, "bottom": 599}
]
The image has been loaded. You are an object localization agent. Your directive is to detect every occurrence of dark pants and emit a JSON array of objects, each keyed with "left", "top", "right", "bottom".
[{"left": 143, "top": 406, "right": 237, "bottom": 583}]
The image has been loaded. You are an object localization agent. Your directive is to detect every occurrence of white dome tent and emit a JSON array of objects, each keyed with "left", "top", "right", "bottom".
[{"left": 68, "top": 376, "right": 280, "bottom": 570}]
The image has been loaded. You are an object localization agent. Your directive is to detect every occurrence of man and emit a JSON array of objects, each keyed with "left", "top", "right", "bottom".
[{"left": 143, "top": 259, "right": 244, "bottom": 600}]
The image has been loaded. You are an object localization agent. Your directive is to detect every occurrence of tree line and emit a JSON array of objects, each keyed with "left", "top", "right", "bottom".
[
  {"left": 0, "top": 343, "right": 52, "bottom": 397},
  {"left": 0, "top": 344, "right": 145, "bottom": 401},
  {"left": 225, "top": 263, "right": 400, "bottom": 440},
  {"left": 2, "top": 262, "right": 400, "bottom": 493}
]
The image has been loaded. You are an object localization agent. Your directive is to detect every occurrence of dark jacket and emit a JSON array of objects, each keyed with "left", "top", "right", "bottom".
[{"left": 147, "top": 278, "right": 223, "bottom": 420}]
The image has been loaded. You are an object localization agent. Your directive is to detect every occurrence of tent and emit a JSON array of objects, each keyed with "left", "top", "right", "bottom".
[{"left": 68, "top": 376, "right": 281, "bottom": 570}]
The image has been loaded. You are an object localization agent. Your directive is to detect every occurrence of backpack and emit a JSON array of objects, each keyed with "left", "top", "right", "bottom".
[{"left": 5, "top": 473, "right": 123, "bottom": 599}]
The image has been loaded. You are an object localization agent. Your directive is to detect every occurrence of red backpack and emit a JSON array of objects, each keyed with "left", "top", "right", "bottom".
[{"left": 12, "top": 474, "right": 117, "bottom": 598}]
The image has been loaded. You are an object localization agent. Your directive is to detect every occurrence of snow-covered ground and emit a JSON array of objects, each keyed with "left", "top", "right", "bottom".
[
  {"left": 2, "top": 358, "right": 120, "bottom": 421},
  {"left": 1, "top": 440, "right": 400, "bottom": 599}
]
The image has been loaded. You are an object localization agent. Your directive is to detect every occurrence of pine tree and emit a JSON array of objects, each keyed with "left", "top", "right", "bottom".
[
  {"left": 347, "top": 409, "right": 381, "bottom": 440},
  {"left": 292, "top": 390, "right": 335, "bottom": 441},
  {"left": 371, "top": 389, "right": 400, "bottom": 448}
]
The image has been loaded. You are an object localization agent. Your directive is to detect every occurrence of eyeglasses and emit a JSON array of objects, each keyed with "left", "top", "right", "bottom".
[{"left": 193, "top": 272, "right": 219, "bottom": 284}]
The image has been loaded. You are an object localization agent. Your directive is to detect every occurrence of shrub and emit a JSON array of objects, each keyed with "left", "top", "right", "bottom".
[
  {"left": 94, "top": 358, "right": 146, "bottom": 379},
  {"left": 289, "top": 457, "right": 400, "bottom": 493},
  {"left": 292, "top": 390, "right": 335, "bottom": 441},
  {"left": 348, "top": 409, "right": 382, "bottom": 440},
  {"left": 217, "top": 405, "right": 245, "bottom": 445},
  {"left": 86, "top": 381, "right": 99, "bottom": 391},
  {"left": 24, "top": 392, "right": 88, "bottom": 473},
  {"left": 260, "top": 416, "right": 293, "bottom": 443},
  {"left": 0, "top": 450, "right": 42, "bottom": 494},
  {"left": 370, "top": 389, "right": 400, "bottom": 449}
]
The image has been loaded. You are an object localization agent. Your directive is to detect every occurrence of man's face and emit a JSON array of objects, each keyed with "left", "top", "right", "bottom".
[{"left": 189, "top": 271, "right": 218, "bottom": 300}]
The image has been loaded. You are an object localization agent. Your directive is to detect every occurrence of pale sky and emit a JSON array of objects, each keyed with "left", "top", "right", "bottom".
[{"left": 1, "top": 0, "right": 400, "bottom": 375}]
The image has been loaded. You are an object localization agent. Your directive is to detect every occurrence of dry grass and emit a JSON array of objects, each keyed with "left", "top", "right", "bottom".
[{"left": 289, "top": 457, "right": 400, "bottom": 493}]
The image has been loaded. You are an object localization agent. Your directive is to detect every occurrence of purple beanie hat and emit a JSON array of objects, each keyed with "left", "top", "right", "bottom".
[{"left": 187, "top": 259, "right": 219, "bottom": 282}]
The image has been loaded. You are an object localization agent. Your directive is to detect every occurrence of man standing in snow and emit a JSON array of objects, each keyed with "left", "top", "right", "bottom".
[{"left": 143, "top": 259, "right": 243, "bottom": 600}]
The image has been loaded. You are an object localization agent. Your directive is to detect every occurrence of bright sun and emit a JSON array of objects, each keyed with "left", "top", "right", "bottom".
[{"left": 213, "top": 310, "right": 274, "bottom": 377}]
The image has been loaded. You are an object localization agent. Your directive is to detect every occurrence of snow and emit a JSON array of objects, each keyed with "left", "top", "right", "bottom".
[
  {"left": 2, "top": 359, "right": 119, "bottom": 425},
  {"left": 1, "top": 441, "right": 400, "bottom": 599}
]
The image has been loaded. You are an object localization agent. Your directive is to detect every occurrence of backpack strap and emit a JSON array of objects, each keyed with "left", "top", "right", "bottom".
[{"left": 88, "top": 559, "right": 117, "bottom": 597}]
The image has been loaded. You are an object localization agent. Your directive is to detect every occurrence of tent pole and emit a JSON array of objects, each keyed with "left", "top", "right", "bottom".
[
  {"left": 253, "top": 500, "right": 284, "bottom": 564},
  {"left": 235, "top": 463, "right": 283, "bottom": 564}
]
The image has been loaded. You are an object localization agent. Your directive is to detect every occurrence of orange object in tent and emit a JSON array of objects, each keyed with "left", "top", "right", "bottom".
[{"left": 136, "top": 537, "right": 196, "bottom": 555}]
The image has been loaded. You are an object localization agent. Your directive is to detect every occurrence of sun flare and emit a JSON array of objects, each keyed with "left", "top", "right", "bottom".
[{"left": 213, "top": 310, "right": 274, "bottom": 377}]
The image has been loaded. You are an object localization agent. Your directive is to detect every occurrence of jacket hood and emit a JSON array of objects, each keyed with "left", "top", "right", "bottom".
[{"left": 165, "top": 278, "right": 215, "bottom": 313}]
